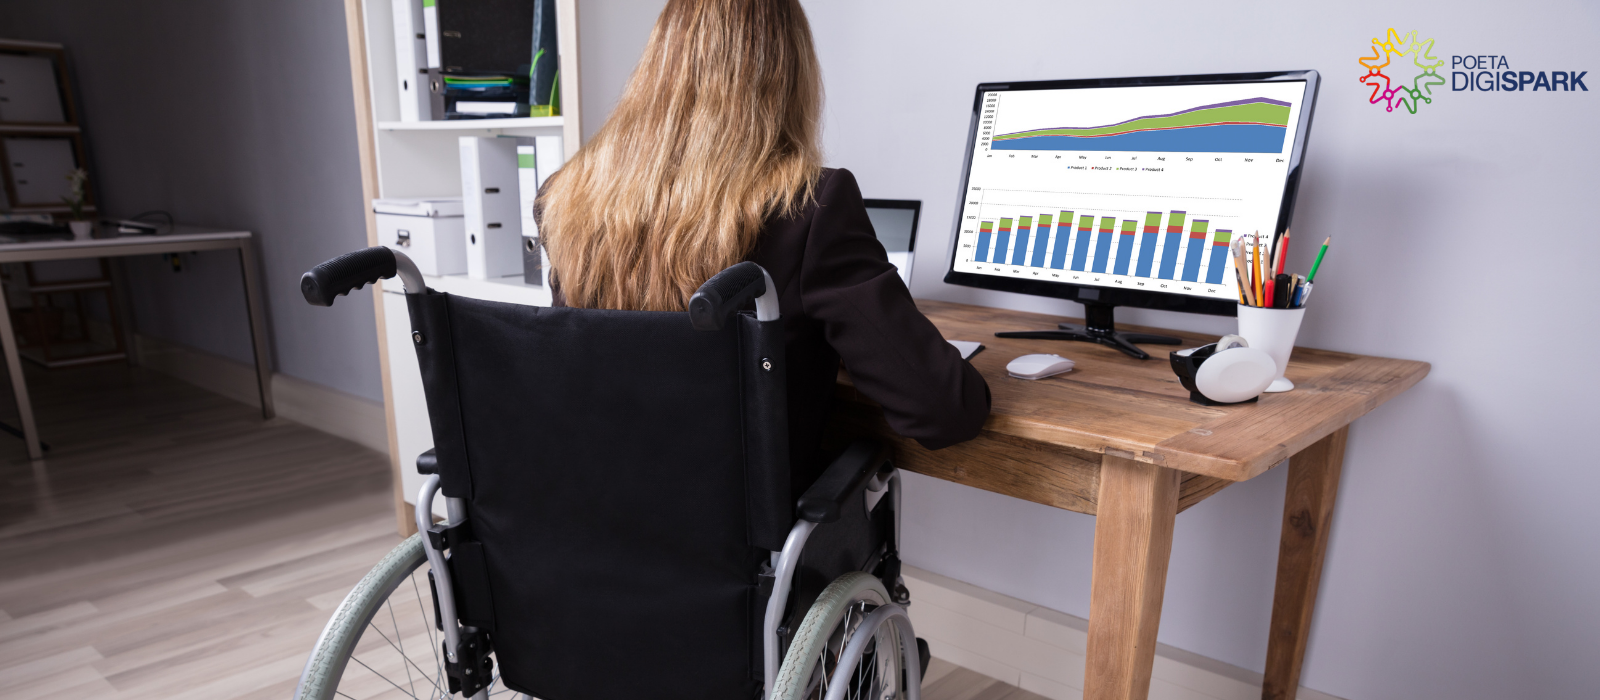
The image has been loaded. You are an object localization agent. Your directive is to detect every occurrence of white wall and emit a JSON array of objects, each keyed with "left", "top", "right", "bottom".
[
  {"left": 578, "top": 1, "right": 1600, "bottom": 698},
  {"left": 0, "top": 1, "right": 384, "bottom": 402}
]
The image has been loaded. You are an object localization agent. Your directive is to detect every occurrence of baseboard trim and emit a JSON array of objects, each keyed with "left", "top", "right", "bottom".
[
  {"left": 134, "top": 334, "right": 388, "bottom": 455},
  {"left": 903, "top": 566, "right": 1345, "bottom": 700}
]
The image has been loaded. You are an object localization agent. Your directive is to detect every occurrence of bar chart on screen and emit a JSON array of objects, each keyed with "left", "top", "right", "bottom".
[{"left": 964, "top": 187, "right": 1244, "bottom": 298}]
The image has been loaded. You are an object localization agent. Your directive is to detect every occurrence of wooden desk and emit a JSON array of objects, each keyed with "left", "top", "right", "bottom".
[
  {"left": 0, "top": 227, "right": 273, "bottom": 459},
  {"left": 831, "top": 300, "right": 1429, "bottom": 700}
]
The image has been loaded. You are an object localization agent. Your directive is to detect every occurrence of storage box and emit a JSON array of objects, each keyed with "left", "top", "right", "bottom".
[{"left": 374, "top": 197, "right": 466, "bottom": 277}]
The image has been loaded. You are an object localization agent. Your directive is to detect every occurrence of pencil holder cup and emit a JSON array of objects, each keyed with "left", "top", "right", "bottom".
[{"left": 1235, "top": 304, "right": 1306, "bottom": 393}]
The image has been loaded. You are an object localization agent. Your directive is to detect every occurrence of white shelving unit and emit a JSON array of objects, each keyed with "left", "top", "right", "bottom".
[
  {"left": 376, "top": 116, "right": 566, "bottom": 131},
  {"left": 342, "top": 0, "right": 580, "bottom": 532}
]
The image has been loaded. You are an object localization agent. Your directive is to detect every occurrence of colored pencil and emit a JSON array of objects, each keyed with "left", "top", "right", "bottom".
[
  {"left": 1249, "top": 233, "right": 1257, "bottom": 302},
  {"left": 1306, "top": 237, "right": 1331, "bottom": 283},
  {"left": 1264, "top": 244, "right": 1278, "bottom": 307},
  {"left": 1232, "top": 244, "right": 1247, "bottom": 305},
  {"left": 1231, "top": 238, "right": 1250, "bottom": 305},
  {"left": 1253, "top": 232, "right": 1265, "bottom": 303},
  {"left": 1259, "top": 233, "right": 1269, "bottom": 302},
  {"left": 1235, "top": 238, "right": 1248, "bottom": 303},
  {"left": 1268, "top": 230, "right": 1290, "bottom": 307},
  {"left": 1275, "top": 229, "right": 1291, "bottom": 276},
  {"left": 1241, "top": 238, "right": 1254, "bottom": 304},
  {"left": 1235, "top": 250, "right": 1255, "bottom": 307}
]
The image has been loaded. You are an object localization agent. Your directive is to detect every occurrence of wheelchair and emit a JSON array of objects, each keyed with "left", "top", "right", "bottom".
[{"left": 293, "top": 247, "right": 927, "bottom": 700}]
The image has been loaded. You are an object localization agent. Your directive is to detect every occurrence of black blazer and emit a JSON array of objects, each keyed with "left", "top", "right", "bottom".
[{"left": 551, "top": 168, "right": 990, "bottom": 490}]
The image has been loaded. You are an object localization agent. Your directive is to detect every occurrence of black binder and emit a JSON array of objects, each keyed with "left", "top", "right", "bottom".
[
  {"left": 437, "top": 0, "right": 534, "bottom": 75},
  {"left": 435, "top": 0, "right": 560, "bottom": 118},
  {"left": 529, "top": 0, "right": 559, "bottom": 115}
]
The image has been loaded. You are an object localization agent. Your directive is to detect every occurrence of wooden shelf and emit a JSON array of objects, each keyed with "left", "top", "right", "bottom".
[{"left": 376, "top": 116, "right": 565, "bottom": 132}]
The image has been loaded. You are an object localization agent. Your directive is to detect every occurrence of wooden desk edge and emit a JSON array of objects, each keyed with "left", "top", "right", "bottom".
[
  {"left": 836, "top": 355, "right": 1430, "bottom": 484},
  {"left": 1154, "top": 358, "right": 1430, "bottom": 481}
]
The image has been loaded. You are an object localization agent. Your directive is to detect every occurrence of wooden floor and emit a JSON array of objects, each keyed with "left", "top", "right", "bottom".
[
  {"left": 921, "top": 659, "right": 1050, "bottom": 700},
  {"left": 0, "top": 363, "right": 1044, "bottom": 700},
  {"left": 0, "top": 363, "right": 395, "bottom": 700}
]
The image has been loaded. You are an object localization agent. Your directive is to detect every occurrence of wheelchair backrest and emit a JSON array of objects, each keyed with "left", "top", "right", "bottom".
[{"left": 405, "top": 291, "right": 788, "bottom": 699}]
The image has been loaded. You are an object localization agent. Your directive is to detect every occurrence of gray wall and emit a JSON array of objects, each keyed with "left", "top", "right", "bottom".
[
  {"left": 576, "top": 0, "right": 662, "bottom": 141},
  {"left": 578, "top": 1, "right": 1600, "bottom": 698},
  {"left": 0, "top": 1, "right": 383, "bottom": 402}
]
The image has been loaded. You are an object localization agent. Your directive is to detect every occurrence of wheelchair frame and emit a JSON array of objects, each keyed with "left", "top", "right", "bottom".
[{"left": 297, "top": 248, "right": 923, "bottom": 700}]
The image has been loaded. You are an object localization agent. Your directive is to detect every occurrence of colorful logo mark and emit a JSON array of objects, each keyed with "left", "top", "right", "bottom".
[{"left": 1360, "top": 29, "right": 1446, "bottom": 114}]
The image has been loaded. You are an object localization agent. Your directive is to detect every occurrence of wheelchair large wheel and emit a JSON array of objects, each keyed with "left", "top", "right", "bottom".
[
  {"left": 295, "top": 534, "right": 511, "bottom": 700},
  {"left": 772, "top": 572, "right": 909, "bottom": 700}
]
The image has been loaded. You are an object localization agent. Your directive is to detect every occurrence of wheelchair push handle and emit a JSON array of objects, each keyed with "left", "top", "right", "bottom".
[
  {"left": 301, "top": 246, "right": 424, "bottom": 306},
  {"left": 689, "top": 261, "right": 779, "bottom": 330}
]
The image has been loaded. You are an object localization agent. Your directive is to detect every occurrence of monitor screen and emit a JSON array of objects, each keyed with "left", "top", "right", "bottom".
[
  {"left": 865, "top": 198, "right": 920, "bottom": 287},
  {"left": 946, "top": 75, "right": 1315, "bottom": 306}
]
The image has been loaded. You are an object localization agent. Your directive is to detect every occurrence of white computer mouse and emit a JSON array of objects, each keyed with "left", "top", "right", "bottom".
[{"left": 1006, "top": 353, "right": 1075, "bottom": 380}]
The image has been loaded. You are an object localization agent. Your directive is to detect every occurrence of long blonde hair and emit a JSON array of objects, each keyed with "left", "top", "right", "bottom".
[{"left": 537, "top": 0, "right": 823, "bottom": 311}]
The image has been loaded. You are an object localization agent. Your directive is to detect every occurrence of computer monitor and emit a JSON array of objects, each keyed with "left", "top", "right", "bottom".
[
  {"left": 864, "top": 198, "right": 921, "bottom": 287},
  {"left": 942, "top": 71, "right": 1319, "bottom": 358}
]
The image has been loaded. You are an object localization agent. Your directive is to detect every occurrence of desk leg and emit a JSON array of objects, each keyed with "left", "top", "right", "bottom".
[
  {"left": 1262, "top": 426, "right": 1348, "bottom": 700},
  {"left": 0, "top": 281, "right": 42, "bottom": 459},
  {"left": 1084, "top": 455, "right": 1179, "bottom": 700},
  {"left": 236, "top": 241, "right": 275, "bottom": 419},
  {"left": 108, "top": 258, "right": 139, "bottom": 367}
]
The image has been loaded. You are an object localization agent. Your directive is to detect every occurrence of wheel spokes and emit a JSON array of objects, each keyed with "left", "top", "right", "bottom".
[
  {"left": 333, "top": 564, "right": 475, "bottom": 700},
  {"left": 802, "top": 599, "right": 904, "bottom": 700}
]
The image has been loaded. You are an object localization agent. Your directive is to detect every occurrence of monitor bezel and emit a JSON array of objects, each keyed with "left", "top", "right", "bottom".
[
  {"left": 941, "top": 70, "right": 1321, "bottom": 317},
  {"left": 862, "top": 198, "right": 922, "bottom": 253}
]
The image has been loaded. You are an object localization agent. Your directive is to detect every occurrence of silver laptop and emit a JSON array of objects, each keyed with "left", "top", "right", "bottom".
[{"left": 863, "top": 199, "right": 920, "bottom": 287}]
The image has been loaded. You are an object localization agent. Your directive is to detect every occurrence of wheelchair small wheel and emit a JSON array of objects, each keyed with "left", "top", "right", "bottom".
[
  {"left": 295, "top": 534, "right": 511, "bottom": 700},
  {"left": 772, "top": 571, "right": 908, "bottom": 700}
]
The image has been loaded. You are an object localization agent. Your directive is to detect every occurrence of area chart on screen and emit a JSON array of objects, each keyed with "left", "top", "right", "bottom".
[{"left": 991, "top": 98, "right": 1291, "bottom": 154}]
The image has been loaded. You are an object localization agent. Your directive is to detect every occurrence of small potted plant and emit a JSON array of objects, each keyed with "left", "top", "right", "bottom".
[{"left": 62, "top": 168, "right": 92, "bottom": 239}]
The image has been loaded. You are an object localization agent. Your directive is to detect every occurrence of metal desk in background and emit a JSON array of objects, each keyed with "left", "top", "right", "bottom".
[{"left": 0, "top": 226, "right": 273, "bottom": 459}]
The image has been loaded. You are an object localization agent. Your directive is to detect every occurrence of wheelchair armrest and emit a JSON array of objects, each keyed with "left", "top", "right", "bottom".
[
  {"left": 797, "top": 439, "right": 890, "bottom": 523},
  {"left": 417, "top": 448, "right": 438, "bottom": 475}
]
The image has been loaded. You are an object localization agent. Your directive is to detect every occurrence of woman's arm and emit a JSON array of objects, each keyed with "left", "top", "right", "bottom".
[{"left": 800, "top": 169, "right": 990, "bottom": 449}]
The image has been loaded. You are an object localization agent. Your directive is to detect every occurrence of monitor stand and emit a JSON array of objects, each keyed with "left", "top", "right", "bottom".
[{"left": 994, "top": 302, "right": 1182, "bottom": 360}]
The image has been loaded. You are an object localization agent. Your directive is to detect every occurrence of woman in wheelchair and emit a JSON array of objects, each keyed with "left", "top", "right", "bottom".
[{"left": 295, "top": 1, "right": 989, "bottom": 699}]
